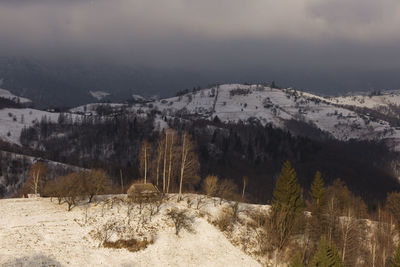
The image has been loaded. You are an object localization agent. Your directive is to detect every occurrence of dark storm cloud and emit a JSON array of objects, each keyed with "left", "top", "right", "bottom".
[{"left": 0, "top": 0, "right": 400, "bottom": 89}]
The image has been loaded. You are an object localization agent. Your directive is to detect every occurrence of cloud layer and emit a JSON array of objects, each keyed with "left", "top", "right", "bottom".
[{"left": 0, "top": 0, "right": 400, "bottom": 89}]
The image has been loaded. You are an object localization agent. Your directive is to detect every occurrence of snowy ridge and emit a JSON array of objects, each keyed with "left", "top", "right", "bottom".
[
  {"left": 132, "top": 94, "right": 146, "bottom": 101},
  {"left": 67, "top": 84, "right": 400, "bottom": 150},
  {"left": 89, "top": 91, "right": 110, "bottom": 101},
  {"left": 0, "top": 108, "right": 60, "bottom": 145},
  {"left": 3, "top": 84, "right": 400, "bottom": 150},
  {"left": 148, "top": 84, "right": 400, "bottom": 144},
  {"left": 0, "top": 88, "right": 31, "bottom": 104},
  {"left": 326, "top": 91, "right": 400, "bottom": 109},
  {"left": 0, "top": 108, "right": 80, "bottom": 145}
]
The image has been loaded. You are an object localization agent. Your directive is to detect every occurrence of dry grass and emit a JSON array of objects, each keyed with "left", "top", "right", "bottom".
[
  {"left": 103, "top": 238, "right": 153, "bottom": 252},
  {"left": 213, "top": 206, "right": 237, "bottom": 232}
]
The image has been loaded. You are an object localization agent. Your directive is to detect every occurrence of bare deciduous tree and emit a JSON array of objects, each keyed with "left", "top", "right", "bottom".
[
  {"left": 178, "top": 132, "right": 200, "bottom": 201},
  {"left": 139, "top": 139, "right": 151, "bottom": 184},
  {"left": 60, "top": 172, "right": 82, "bottom": 211},
  {"left": 202, "top": 175, "right": 219, "bottom": 197},
  {"left": 242, "top": 176, "right": 248, "bottom": 200},
  {"left": 369, "top": 207, "right": 395, "bottom": 267},
  {"left": 162, "top": 131, "right": 169, "bottom": 193},
  {"left": 338, "top": 208, "right": 360, "bottom": 265},
  {"left": 153, "top": 137, "right": 163, "bottom": 189},
  {"left": 22, "top": 161, "right": 48, "bottom": 196},
  {"left": 166, "top": 130, "right": 178, "bottom": 193},
  {"left": 83, "top": 169, "right": 112, "bottom": 203}
]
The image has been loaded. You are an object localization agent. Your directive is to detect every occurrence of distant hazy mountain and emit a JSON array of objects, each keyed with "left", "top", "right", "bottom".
[
  {"left": 3, "top": 57, "right": 400, "bottom": 109},
  {"left": 0, "top": 57, "right": 211, "bottom": 108}
]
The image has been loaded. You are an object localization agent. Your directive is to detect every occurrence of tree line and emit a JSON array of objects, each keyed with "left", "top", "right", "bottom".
[
  {"left": 20, "top": 162, "right": 112, "bottom": 211},
  {"left": 264, "top": 161, "right": 400, "bottom": 266},
  {"left": 16, "top": 109, "right": 400, "bottom": 207}
]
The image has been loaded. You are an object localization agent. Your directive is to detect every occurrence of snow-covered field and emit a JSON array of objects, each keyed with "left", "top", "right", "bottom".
[{"left": 0, "top": 195, "right": 262, "bottom": 267}]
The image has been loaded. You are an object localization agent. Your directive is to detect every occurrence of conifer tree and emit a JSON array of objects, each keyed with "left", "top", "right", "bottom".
[
  {"left": 289, "top": 252, "right": 305, "bottom": 267},
  {"left": 392, "top": 243, "right": 400, "bottom": 267},
  {"left": 310, "top": 237, "right": 344, "bottom": 267},
  {"left": 308, "top": 171, "right": 328, "bottom": 254},
  {"left": 268, "top": 161, "right": 304, "bottom": 250},
  {"left": 272, "top": 161, "right": 303, "bottom": 212},
  {"left": 310, "top": 171, "right": 326, "bottom": 208}
]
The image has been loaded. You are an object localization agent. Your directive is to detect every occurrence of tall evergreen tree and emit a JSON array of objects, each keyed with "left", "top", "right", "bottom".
[
  {"left": 273, "top": 161, "right": 303, "bottom": 212},
  {"left": 310, "top": 171, "right": 326, "bottom": 208},
  {"left": 269, "top": 161, "right": 304, "bottom": 250},
  {"left": 310, "top": 237, "right": 344, "bottom": 267},
  {"left": 392, "top": 243, "right": 400, "bottom": 267}
]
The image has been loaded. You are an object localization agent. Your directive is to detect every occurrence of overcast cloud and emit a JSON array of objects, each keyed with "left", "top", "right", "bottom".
[{"left": 0, "top": 0, "right": 400, "bottom": 91}]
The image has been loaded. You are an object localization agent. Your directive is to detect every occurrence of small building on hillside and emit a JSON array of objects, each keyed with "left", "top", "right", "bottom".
[{"left": 127, "top": 183, "right": 160, "bottom": 202}]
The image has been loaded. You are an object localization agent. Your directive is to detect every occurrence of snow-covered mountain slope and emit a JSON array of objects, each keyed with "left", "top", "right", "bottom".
[
  {"left": 0, "top": 195, "right": 262, "bottom": 267},
  {"left": 132, "top": 94, "right": 147, "bottom": 101},
  {"left": 327, "top": 91, "right": 400, "bottom": 109},
  {"left": 147, "top": 84, "right": 400, "bottom": 143},
  {"left": 0, "top": 88, "right": 31, "bottom": 104},
  {"left": 0, "top": 108, "right": 68, "bottom": 145},
  {"left": 3, "top": 84, "right": 400, "bottom": 150},
  {"left": 89, "top": 90, "right": 110, "bottom": 101},
  {"left": 69, "top": 103, "right": 125, "bottom": 114}
]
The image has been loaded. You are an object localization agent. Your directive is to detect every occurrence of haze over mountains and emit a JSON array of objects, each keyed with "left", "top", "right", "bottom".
[{"left": 1, "top": 57, "right": 400, "bottom": 108}]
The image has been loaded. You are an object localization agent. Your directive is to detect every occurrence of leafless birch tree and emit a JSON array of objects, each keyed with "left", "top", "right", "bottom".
[{"left": 178, "top": 132, "right": 200, "bottom": 201}]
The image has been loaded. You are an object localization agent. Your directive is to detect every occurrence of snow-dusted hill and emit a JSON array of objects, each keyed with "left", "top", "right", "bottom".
[
  {"left": 66, "top": 84, "right": 400, "bottom": 150},
  {"left": 0, "top": 108, "right": 80, "bottom": 145},
  {"left": 0, "top": 195, "right": 263, "bottom": 267},
  {"left": 3, "top": 84, "right": 400, "bottom": 150},
  {"left": 0, "top": 88, "right": 31, "bottom": 104},
  {"left": 146, "top": 84, "right": 400, "bottom": 145},
  {"left": 89, "top": 91, "right": 110, "bottom": 101},
  {"left": 326, "top": 91, "right": 400, "bottom": 109}
]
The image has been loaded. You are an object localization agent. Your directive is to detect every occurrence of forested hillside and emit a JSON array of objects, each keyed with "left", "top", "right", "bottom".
[{"left": 15, "top": 107, "right": 400, "bottom": 205}]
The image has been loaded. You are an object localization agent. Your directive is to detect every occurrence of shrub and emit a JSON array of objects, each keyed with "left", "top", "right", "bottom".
[
  {"left": 217, "top": 179, "right": 239, "bottom": 204},
  {"left": 214, "top": 209, "right": 234, "bottom": 232},
  {"left": 166, "top": 208, "right": 194, "bottom": 235},
  {"left": 202, "top": 175, "right": 219, "bottom": 197},
  {"left": 82, "top": 169, "right": 112, "bottom": 203},
  {"left": 213, "top": 205, "right": 238, "bottom": 232}
]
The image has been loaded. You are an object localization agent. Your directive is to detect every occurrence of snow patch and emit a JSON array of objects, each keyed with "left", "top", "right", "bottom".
[{"left": 89, "top": 91, "right": 110, "bottom": 101}]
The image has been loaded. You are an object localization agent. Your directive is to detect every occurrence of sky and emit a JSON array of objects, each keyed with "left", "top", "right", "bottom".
[{"left": 1, "top": 0, "right": 400, "bottom": 94}]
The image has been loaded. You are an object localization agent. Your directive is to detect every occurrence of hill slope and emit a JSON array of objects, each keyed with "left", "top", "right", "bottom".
[
  {"left": 0, "top": 195, "right": 261, "bottom": 267},
  {"left": 149, "top": 84, "right": 400, "bottom": 142}
]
